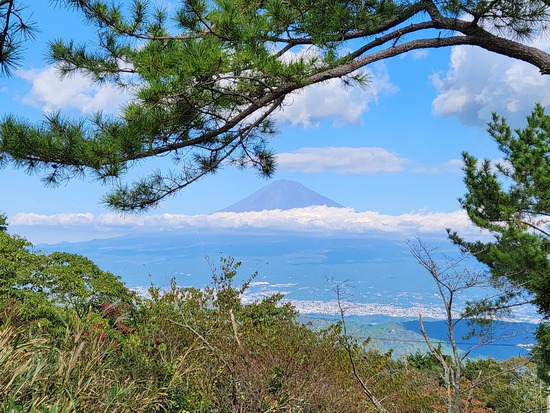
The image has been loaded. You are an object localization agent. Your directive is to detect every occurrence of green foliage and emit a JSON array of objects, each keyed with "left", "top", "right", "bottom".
[
  {"left": 408, "top": 348, "right": 447, "bottom": 372},
  {"left": 0, "top": 1, "right": 37, "bottom": 76},
  {"left": 0, "top": 213, "right": 7, "bottom": 232},
  {"left": 126, "top": 257, "right": 363, "bottom": 412},
  {"left": 461, "top": 357, "right": 545, "bottom": 413},
  {"left": 451, "top": 105, "right": 550, "bottom": 313},
  {"left": 450, "top": 104, "right": 550, "bottom": 382},
  {"left": 2, "top": 1, "right": 550, "bottom": 210},
  {"left": 0, "top": 230, "right": 134, "bottom": 334},
  {"left": 534, "top": 322, "right": 550, "bottom": 382}
]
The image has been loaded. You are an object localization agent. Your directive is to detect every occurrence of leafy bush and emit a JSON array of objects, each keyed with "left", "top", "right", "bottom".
[{"left": 0, "top": 231, "right": 134, "bottom": 336}]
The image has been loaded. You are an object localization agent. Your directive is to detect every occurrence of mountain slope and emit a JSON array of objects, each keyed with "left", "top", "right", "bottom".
[{"left": 219, "top": 180, "right": 344, "bottom": 212}]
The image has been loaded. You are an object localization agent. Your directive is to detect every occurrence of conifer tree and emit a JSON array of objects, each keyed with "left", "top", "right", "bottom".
[{"left": 450, "top": 104, "right": 550, "bottom": 382}]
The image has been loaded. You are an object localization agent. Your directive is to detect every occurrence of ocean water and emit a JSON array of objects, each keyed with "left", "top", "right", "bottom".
[
  {"left": 41, "top": 229, "right": 538, "bottom": 323},
  {"left": 45, "top": 230, "right": 443, "bottom": 294},
  {"left": 38, "top": 229, "right": 541, "bottom": 359}
]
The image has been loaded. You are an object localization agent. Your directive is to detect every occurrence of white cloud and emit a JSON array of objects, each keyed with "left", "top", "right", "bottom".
[
  {"left": 17, "top": 53, "right": 396, "bottom": 126},
  {"left": 276, "top": 147, "right": 408, "bottom": 174},
  {"left": 410, "top": 50, "right": 429, "bottom": 60},
  {"left": 275, "top": 62, "right": 398, "bottom": 128},
  {"left": 411, "top": 159, "right": 463, "bottom": 174},
  {"left": 17, "top": 66, "right": 131, "bottom": 115},
  {"left": 432, "top": 37, "right": 550, "bottom": 126},
  {"left": 400, "top": 50, "right": 429, "bottom": 60},
  {"left": 276, "top": 147, "right": 463, "bottom": 175},
  {"left": 10, "top": 207, "right": 478, "bottom": 236}
]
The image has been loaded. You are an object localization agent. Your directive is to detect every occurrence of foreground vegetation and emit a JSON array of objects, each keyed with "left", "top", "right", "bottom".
[{"left": 0, "top": 222, "right": 546, "bottom": 413}]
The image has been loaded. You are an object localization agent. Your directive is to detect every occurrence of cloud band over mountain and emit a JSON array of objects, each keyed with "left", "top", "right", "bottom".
[{"left": 10, "top": 207, "right": 478, "bottom": 237}]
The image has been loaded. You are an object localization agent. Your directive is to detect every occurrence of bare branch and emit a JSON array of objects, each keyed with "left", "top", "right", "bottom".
[{"left": 333, "top": 281, "right": 389, "bottom": 413}]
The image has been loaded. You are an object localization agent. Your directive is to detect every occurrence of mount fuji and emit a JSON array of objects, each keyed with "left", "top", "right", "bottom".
[{"left": 218, "top": 179, "right": 344, "bottom": 212}]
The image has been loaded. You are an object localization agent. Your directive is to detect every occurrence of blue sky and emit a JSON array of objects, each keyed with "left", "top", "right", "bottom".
[{"left": 3, "top": 2, "right": 550, "bottom": 244}]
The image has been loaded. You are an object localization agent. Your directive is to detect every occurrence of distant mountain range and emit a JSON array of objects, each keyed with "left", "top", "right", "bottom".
[{"left": 218, "top": 179, "right": 344, "bottom": 212}]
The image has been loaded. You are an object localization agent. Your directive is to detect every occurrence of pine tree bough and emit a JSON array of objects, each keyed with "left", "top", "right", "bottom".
[
  {"left": 0, "top": 0, "right": 36, "bottom": 76},
  {"left": 2, "top": 0, "right": 550, "bottom": 211}
]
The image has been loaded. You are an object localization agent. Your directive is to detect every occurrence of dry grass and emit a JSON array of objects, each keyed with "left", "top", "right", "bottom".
[{"left": 0, "top": 316, "right": 167, "bottom": 413}]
